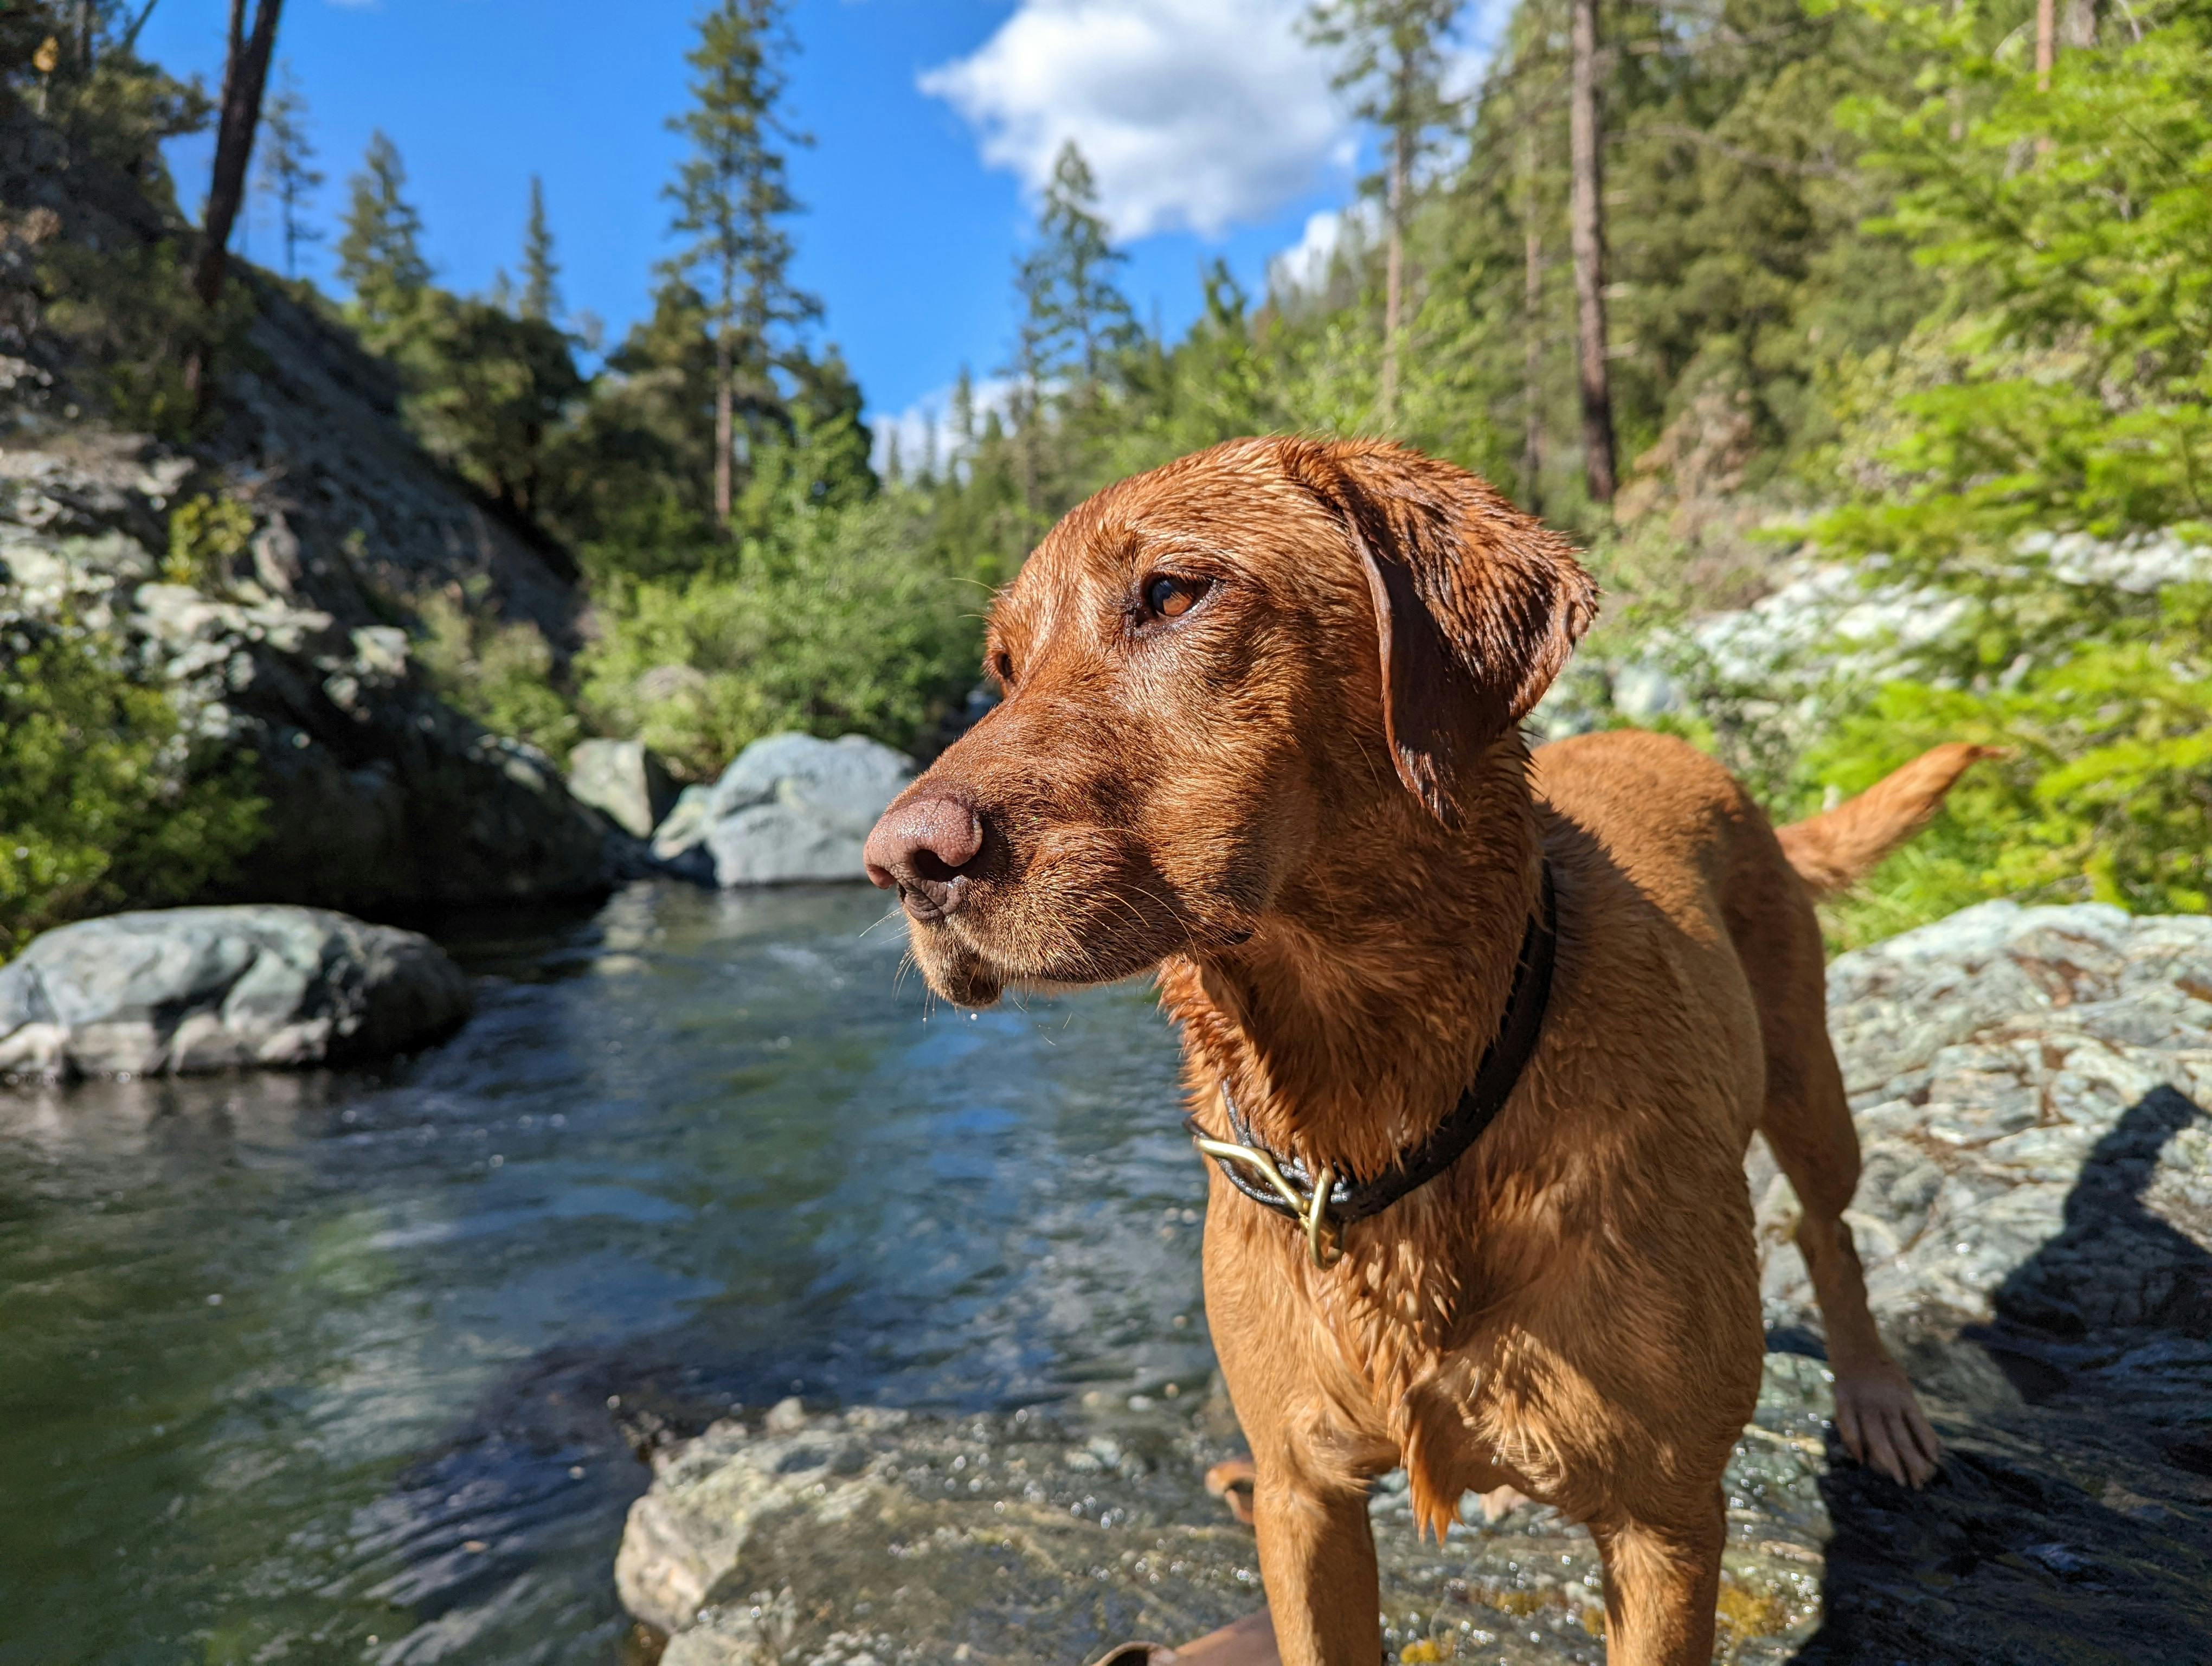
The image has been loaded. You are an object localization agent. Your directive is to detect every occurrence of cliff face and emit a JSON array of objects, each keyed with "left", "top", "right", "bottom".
[{"left": 0, "top": 85, "right": 616, "bottom": 915}]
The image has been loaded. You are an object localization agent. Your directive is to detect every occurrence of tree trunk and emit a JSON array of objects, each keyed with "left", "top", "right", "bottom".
[
  {"left": 1381, "top": 116, "right": 1406, "bottom": 426},
  {"left": 1568, "top": 0, "right": 1617, "bottom": 506},
  {"left": 1520, "top": 126, "right": 1544, "bottom": 519},
  {"left": 192, "top": 0, "right": 284, "bottom": 312},
  {"left": 2037, "top": 0, "right": 2057, "bottom": 88},
  {"left": 713, "top": 325, "right": 734, "bottom": 523}
]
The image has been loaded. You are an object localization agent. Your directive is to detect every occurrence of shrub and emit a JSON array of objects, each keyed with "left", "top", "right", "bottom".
[
  {"left": 410, "top": 587, "right": 581, "bottom": 760},
  {"left": 0, "top": 608, "right": 263, "bottom": 959},
  {"left": 580, "top": 497, "right": 982, "bottom": 779}
]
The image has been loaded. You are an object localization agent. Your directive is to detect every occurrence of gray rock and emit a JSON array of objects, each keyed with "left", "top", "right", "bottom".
[
  {"left": 0, "top": 906, "right": 471, "bottom": 1078},
  {"left": 654, "top": 733, "right": 913, "bottom": 887},
  {"left": 569, "top": 739, "right": 677, "bottom": 838},
  {"left": 1752, "top": 901, "right": 2212, "bottom": 1336}
]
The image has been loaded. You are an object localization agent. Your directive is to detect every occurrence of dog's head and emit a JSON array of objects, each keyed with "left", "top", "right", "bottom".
[{"left": 864, "top": 437, "right": 1596, "bottom": 1007}]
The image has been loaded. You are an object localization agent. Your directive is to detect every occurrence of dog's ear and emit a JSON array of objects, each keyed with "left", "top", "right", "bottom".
[{"left": 1291, "top": 441, "right": 1599, "bottom": 828}]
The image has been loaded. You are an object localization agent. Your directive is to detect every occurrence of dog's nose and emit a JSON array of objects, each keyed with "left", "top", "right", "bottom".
[{"left": 863, "top": 793, "right": 985, "bottom": 917}]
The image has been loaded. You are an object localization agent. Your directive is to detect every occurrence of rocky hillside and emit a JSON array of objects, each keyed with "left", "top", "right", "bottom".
[
  {"left": 0, "top": 84, "right": 613, "bottom": 916},
  {"left": 615, "top": 904, "right": 2212, "bottom": 1666}
]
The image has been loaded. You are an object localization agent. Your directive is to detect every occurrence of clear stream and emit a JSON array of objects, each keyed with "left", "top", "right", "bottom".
[{"left": 0, "top": 882, "right": 1217, "bottom": 1665}]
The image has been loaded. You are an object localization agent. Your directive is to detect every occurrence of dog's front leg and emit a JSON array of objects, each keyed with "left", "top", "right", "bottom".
[
  {"left": 1587, "top": 1488, "right": 1726, "bottom": 1666},
  {"left": 1251, "top": 1459, "right": 1383, "bottom": 1666}
]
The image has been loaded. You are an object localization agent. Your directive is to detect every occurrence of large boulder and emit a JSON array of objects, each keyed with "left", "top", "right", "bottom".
[
  {"left": 569, "top": 739, "right": 677, "bottom": 838},
  {"left": 0, "top": 906, "right": 472, "bottom": 1078},
  {"left": 654, "top": 733, "right": 914, "bottom": 886},
  {"left": 1753, "top": 899, "right": 2212, "bottom": 1334}
]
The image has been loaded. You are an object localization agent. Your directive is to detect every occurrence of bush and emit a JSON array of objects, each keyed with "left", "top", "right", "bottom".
[
  {"left": 580, "top": 497, "right": 982, "bottom": 779},
  {"left": 410, "top": 587, "right": 581, "bottom": 760},
  {"left": 0, "top": 608, "right": 264, "bottom": 959}
]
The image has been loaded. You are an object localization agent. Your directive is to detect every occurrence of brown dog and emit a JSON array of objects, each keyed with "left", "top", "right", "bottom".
[{"left": 863, "top": 438, "right": 1982, "bottom": 1665}]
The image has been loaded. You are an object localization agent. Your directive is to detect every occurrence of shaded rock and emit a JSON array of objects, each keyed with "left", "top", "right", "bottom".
[
  {"left": 569, "top": 739, "right": 677, "bottom": 839},
  {"left": 0, "top": 906, "right": 471, "bottom": 1079},
  {"left": 653, "top": 733, "right": 914, "bottom": 887},
  {"left": 1753, "top": 901, "right": 2212, "bottom": 1336}
]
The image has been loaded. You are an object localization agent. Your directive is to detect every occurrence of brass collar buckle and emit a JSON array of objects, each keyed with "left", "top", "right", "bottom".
[{"left": 1188, "top": 1130, "right": 1346, "bottom": 1268}]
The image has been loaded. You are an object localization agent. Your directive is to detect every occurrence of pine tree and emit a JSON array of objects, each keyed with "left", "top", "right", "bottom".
[
  {"left": 1028, "top": 142, "right": 1137, "bottom": 381},
  {"left": 520, "top": 174, "right": 560, "bottom": 323},
  {"left": 255, "top": 60, "right": 321, "bottom": 281},
  {"left": 949, "top": 364, "right": 976, "bottom": 473},
  {"left": 663, "top": 0, "right": 820, "bottom": 525},
  {"left": 336, "top": 130, "right": 429, "bottom": 339},
  {"left": 1304, "top": 0, "right": 1459, "bottom": 426}
]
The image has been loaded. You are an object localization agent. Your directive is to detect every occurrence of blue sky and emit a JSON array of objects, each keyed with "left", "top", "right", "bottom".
[{"left": 139, "top": 0, "right": 1438, "bottom": 443}]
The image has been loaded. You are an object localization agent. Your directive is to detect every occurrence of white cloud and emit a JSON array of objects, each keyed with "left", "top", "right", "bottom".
[
  {"left": 871, "top": 377, "right": 1020, "bottom": 480},
  {"left": 1266, "top": 202, "right": 1375, "bottom": 296},
  {"left": 919, "top": 0, "right": 1352, "bottom": 240}
]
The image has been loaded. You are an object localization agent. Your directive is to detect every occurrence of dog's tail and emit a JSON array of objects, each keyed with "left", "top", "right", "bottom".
[{"left": 1775, "top": 742, "right": 2003, "bottom": 896}]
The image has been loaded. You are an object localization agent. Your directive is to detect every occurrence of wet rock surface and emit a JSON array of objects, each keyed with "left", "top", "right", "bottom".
[
  {"left": 620, "top": 904, "right": 2212, "bottom": 1665},
  {"left": 0, "top": 904, "right": 471, "bottom": 1077}
]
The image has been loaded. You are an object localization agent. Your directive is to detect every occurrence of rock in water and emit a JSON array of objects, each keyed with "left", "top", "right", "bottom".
[
  {"left": 569, "top": 739, "right": 677, "bottom": 838},
  {"left": 0, "top": 906, "right": 472, "bottom": 1078},
  {"left": 654, "top": 733, "right": 914, "bottom": 886}
]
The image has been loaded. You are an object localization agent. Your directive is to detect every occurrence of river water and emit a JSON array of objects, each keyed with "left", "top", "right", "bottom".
[{"left": 0, "top": 882, "right": 1217, "bottom": 1666}]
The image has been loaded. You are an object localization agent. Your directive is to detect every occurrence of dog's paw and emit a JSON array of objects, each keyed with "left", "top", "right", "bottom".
[
  {"left": 1204, "top": 1457, "right": 1257, "bottom": 1525},
  {"left": 1832, "top": 1363, "right": 1941, "bottom": 1489}
]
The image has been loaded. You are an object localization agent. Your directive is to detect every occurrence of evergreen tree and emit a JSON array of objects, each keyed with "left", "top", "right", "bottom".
[
  {"left": 662, "top": 0, "right": 820, "bottom": 525},
  {"left": 1028, "top": 142, "right": 1137, "bottom": 381},
  {"left": 336, "top": 130, "right": 429, "bottom": 339},
  {"left": 949, "top": 364, "right": 976, "bottom": 473},
  {"left": 255, "top": 59, "right": 320, "bottom": 281},
  {"left": 1304, "top": 0, "right": 1459, "bottom": 426},
  {"left": 520, "top": 173, "right": 560, "bottom": 323}
]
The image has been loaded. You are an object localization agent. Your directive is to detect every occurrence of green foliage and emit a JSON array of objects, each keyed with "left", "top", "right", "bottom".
[
  {"left": 410, "top": 588, "right": 581, "bottom": 760},
  {"left": 336, "top": 131, "right": 432, "bottom": 341},
  {"left": 1786, "top": 1, "right": 2212, "bottom": 939},
  {"left": 579, "top": 498, "right": 980, "bottom": 779},
  {"left": 1814, "top": 0, "right": 2212, "bottom": 565},
  {"left": 0, "top": 610, "right": 263, "bottom": 960},
  {"left": 520, "top": 175, "right": 561, "bottom": 324},
  {"left": 1800, "top": 581, "right": 2212, "bottom": 946},
  {"left": 395, "top": 292, "right": 585, "bottom": 520},
  {"left": 163, "top": 494, "right": 255, "bottom": 588}
]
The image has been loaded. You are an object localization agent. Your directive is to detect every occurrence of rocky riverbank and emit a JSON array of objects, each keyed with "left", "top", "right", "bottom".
[{"left": 614, "top": 902, "right": 2212, "bottom": 1666}]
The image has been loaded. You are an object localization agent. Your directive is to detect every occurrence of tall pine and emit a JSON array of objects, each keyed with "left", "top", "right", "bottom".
[
  {"left": 520, "top": 174, "right": 560, "bottom": 323},
  {"left": 336, "top": 131, "right": 429, "bottom": 341},
  {"left": 1304, "top": 0, "right": 1459, "bottom": 427},
  {"left": 255, "top": 60, "right": 321, "bottom": 281},
  {"left": 662, "top": 0, "right": 819, "bottom": 526}
]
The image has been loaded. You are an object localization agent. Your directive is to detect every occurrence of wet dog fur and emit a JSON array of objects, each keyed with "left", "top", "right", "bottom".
[{"left": 863, "top": 437, "right": 1986, "bottom": 1665}]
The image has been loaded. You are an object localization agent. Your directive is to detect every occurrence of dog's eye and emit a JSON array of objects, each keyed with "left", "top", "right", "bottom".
[{"left": 1143, "top": 574, "right": 1208, "bottom": 621}]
